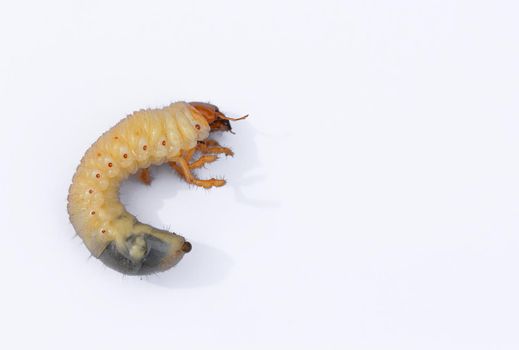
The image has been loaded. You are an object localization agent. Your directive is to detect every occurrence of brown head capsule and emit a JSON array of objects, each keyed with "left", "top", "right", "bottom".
[{"left": 189, "top": 101, "right": 248, "bottom": 133}]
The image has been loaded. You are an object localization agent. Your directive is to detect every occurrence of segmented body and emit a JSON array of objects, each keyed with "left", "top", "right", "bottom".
[{"left": 67, "top": 102, "right": 209, "bottom": 258}]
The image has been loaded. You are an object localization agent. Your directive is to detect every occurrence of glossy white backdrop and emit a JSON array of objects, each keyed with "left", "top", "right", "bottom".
[{"left": 1, "top": 0, "right": 518, "bottom": 349}]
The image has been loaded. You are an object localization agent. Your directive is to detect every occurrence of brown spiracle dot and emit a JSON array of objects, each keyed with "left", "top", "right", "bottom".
[
  {"left": 195, "top": 124, "right": 201, "bottom": 130},
  {"left": 108, "top": 162, "right": 113, "bottom": 167},
  {"left": 97, "top": 153, "right": 101, "bottom": 157},
  {"left": 143, "top": 145, "right": 148, "bottom": 151},
  {"left": 95, "top": 173, "right": 101, "bottom": 178},
  {"left": 90, "top": 211, "right": 96, "bottom": 215},
  {"left": 101, "top": 229, "right": 106, "bottom": 234},
  {"left": 123, "top": 153, "right": 128, "bottom": 158},
  {"left": 88, "top": 189, "right": 93, "bottom": 194},
  {"left": 161, "top": 140, "right": 166, "bottom": 146},
  {"left": 114, "top": 136, "right": 119, "bottom": 140}
]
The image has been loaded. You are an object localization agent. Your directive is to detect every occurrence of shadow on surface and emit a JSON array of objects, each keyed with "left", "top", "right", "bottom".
[
  {"left": 145, "top": 241, "right": 234, "bottom": 288},
  {"left": 212, "top": 120, "right": 282, "bottom": 208}
]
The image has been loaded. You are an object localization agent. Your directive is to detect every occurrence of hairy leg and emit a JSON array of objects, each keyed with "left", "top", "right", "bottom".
[
  {"left": 183, "top": 147, "right": 196, "bottom": 163},
  {"left": 197, "top": 140, "right": 234, "bottom": 156},
  {"left": 169, "top": 147, "right": 199, "bottom": 176},
  {"left": 170, "top": 157, "right": 225, "bottom": 189},
  {"left": 189, "top": 155, "right": 218, "bottom": 169}
]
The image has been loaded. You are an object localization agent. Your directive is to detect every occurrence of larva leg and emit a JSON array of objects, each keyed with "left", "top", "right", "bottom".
[
  {"left": 203, "top": 139, "right": 220, "bottom": 147},
  {"left": 180, "top": 141, "right": 223, "bottom": 171},
  {"left": 172, "top": 157, "right": 225, "bottom": 189},
  {"left": 168, "top": 155, "right": 217, "bottom": 181},
  {"left": 138, "top": 168, "right": 152, "bottom": 185},
  {"left": 183, "top": 148, "right": 197, "bottom": 163},
  {"left": 206, "top": 145, "right": 234, "bottom": 156},
  {"left": 197, "top": 140, "right": 234, "bottom": 157},
  {"left": 169, "top": 162, "right": 183, "bottom": 175},
  {"left": 189, "top": 155, "right": 218, "bottom": 169},
  {"left": 184, "top": 147, "right": 217, "bottom": 169}
]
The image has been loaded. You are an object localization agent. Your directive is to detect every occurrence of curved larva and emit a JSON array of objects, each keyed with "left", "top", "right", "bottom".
[{"left": 67, "top": 101, "right": 216, "bottom": 275}]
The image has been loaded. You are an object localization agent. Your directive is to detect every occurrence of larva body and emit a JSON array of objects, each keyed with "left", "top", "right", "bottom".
[{"left": 67, "top": 101, "right": 246, "bottom": 275}]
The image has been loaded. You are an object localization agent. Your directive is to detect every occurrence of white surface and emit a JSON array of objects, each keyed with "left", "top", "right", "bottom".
[{"left": 1, "top": 0, "right": 518, "bottom": 349}]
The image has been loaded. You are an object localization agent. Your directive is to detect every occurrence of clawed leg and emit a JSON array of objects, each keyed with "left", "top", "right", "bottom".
[
  {"left": 169, "top": 154, "right": 217, "bottom": 179},
  {"left": 168, "top": 147, "right": 217, "bottom": 174},
  {"left": 170, "top": 140, "right": 229, "bottom": 172},
  {"left": 197, "top": 140, "right": 234, "bottom": 157},
  {"left": 183, "top": 147, "right": 197, "bottom": 163},
  {"left": 170, "top": 157, "right": 225, "bottom": 189},
  {"left": 167, "top": 141, "right": 231, "bottom": 188},
  {"left": 138, "top": 144, "right": 225, "bottom": 188},
  {"left": 138, "top": 168, "right": 152, "bottom": 185},
  {"left": 189, "top": 155, "right": 218, "bottom": 169}
]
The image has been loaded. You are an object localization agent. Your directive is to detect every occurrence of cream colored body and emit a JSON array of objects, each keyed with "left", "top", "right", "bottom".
[{"left": 67, "top": 102, "right": 210, "bottom": 257}]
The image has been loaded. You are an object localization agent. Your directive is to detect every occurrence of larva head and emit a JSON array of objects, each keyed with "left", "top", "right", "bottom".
[
  {"left": 99, "top": 229, "right": 191, "bottom": 275},
  {"left": 189, "top": 102, "right": 248, "bottom": 132}
]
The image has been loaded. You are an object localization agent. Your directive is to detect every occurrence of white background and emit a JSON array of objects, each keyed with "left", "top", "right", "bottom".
[{"left": 1, "top": 0, "right": 518, "bottom": 349}]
